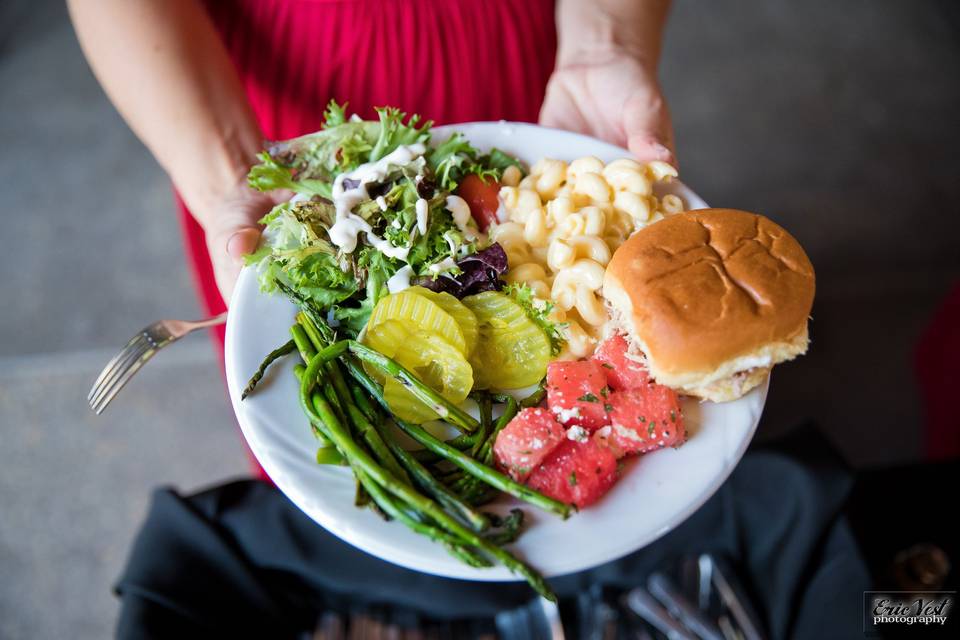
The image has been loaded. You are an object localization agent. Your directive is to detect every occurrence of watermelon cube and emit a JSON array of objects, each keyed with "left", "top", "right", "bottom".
[
  {"left": 493, "top": 407, "right": 566, "bottom": 481},
  {"left": 592, "top": 334, "right": 651, "bottom": 391},
  {"left": 601, "top": 385, "right": 685, "bottom": 455},
  {"left": 546, "top": 359, "right": 611, "bottom": 431},
  {"left": 526, "top": 439, "right": 619, "bottom": 508}
]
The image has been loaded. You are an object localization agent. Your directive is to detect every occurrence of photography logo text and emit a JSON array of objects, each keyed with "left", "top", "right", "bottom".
[{"left": 864, "top": 591, "right": 954, "bottom": 635}]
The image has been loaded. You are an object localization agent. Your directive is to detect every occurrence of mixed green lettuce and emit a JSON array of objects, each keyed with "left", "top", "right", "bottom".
[{"left": 245, "top": 101, "right": 536, "bottom": 337}]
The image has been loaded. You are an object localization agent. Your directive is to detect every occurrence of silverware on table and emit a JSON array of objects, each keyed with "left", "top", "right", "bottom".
[
  {"left": 622, "top": 587, "right": 697, "bottom": 640},
  {"left": 703, "top": 555, "right": 763, "bottom": 640},
  {"left": 87, "top": 312, "right": 227, "bottom": 414},
  {"left": 647, "top": 572, "right": 724, "bottom": 640}
]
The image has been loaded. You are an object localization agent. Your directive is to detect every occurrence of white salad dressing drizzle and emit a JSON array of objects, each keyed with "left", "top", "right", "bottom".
[
  {"left": 445, "top": 195, "right": 478, "bottom": 240},
  {"left": 442, "top": 231, "right": 458, "bottom": 255},
  {"left": 327, "top": 216, "right": 372, "bottom": 253},
  {"left": 386, "top": 265, "right": 415, "bottom": 293},
  {"left": 328, "top": 143, "right": 426, "bottom": 254},
  {"left": 369, "top": 234, "right": 411, "bottom": 260},
  {"left": 426, "top": 257, "right": 458, "bottom": 276},
  {"left": 415, "top": 199, "right": 430, "bottom": 236}
]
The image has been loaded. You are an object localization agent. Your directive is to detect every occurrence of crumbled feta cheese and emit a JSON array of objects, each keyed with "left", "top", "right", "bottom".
[
  {"left": 566, "top": 426, "right": 588, "bottom": 443},
  {"left": 613, "top": 423, "right": 643, "bottom": 442},
  {"left": 551, "top": 405, "right": 581, "bottom": 424}
]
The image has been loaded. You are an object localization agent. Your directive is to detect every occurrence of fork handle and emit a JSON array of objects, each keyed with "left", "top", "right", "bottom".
[{"left": 187, "top": 311, "right": 229, "bottom": 330}]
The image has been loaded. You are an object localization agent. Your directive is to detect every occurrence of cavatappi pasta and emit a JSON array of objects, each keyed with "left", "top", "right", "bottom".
[{"left": 492, "top": 156, "right": 683, "bottom": 359}]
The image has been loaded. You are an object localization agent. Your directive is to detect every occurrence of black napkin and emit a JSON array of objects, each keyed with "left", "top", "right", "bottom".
[{"left": 115, "top": 422, "right": 871, "bottom": 638}]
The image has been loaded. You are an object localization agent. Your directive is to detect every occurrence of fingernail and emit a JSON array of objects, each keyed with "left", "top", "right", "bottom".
[
  {"left": 226, "top": 232, "right": 250, "bottom": 263},
  {"left": 652, "top": 141, "right": 671, "bottom": 158}
]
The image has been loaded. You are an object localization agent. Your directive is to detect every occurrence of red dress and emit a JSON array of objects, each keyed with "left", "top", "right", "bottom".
[{"left": 178, "top": 0, "right": 557, "bottom": 475}]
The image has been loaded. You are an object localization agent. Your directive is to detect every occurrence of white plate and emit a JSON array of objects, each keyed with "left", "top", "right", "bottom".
[{"left": 225, "top": 122, "right": 767, "bottom": 581}]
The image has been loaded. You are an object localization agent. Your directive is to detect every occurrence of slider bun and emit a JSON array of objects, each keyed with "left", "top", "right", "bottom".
[{"left": 603, "top": 208, "right": 815, "bottom": 400}]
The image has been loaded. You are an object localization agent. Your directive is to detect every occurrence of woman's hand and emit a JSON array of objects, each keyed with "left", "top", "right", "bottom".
[
  {"left": 540, "top": 51, "right": 675, "bottom": 165},
  {"left": 68, "top": 0, "right": 272, "bottom": 305},
  {"left": 194, "top": 180, "right": 287, "bottom": 303},
  {"left": 542, "top": 0, "right": 675, "bottom": 165}
]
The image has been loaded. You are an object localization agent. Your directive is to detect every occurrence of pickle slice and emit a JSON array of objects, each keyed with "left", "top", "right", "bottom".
[
  {"left": 383, "top": 331, "right": 474, "bottom": 423},
  {"left": 360, "top": 319, "right": 411, "bottom": 383},
  {"left": 462, "top": 291, "right": 551, "bottom": 390},
  {"left": 406, "top": 287, "right": 479, "bottom": 356},
  {"left": 367, "top": 290, "right": 466, "bottom": 355}
]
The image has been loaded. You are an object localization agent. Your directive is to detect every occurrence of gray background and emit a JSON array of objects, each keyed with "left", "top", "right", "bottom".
[{"left": 1, "top": 0, "right": 958, "bottom": 637}]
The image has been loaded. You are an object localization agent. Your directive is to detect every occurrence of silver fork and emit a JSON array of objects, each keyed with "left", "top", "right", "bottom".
[{"left": 87, "top": 312, "right": 228, "bottom": 414}]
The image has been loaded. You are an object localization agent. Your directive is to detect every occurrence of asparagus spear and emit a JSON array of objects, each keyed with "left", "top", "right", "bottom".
[
  {"left": 307, "top": 390, "right": 551, "bottom": 596},
  {"left": 342, "top": 399, "right": 411, "bottom": 486},
  {"left": 293, "top": 364, "right": 344, "bottom": 462},
  {"left": 353, "top": 467, "right": 491, "bottom": 568},
  {"left": 294, "top": 315, "right": 408, "bottom": 480},
  {"left": 478, "top": 395, "right": 518, "bottom": 465},
  {"left": 341, "top": 376, "right": 480, "bottom": 528},
  {"left": 293, "top": 338, "right": 409, "bottom": 483},
  {"left": 299, "top": 355, "right": 556, "bottom": 600},
  {"left": 519, "top": 380, "right": 548, "bottom": 408},
  {"left": 452, "top": 393, "right": 520, "bottom": 500},
  {"left": 484, "top": 509, "right": 525, "bottom": 545},
  {"left": 241, "top": 339, "right": 296, "bottom": 399},
  {"left": 348, "top": 342, "right": 479, "bottom": 433},
  {"left": 290, "top": 325, "right": 317, "bottom": 360},
  {"left": 470, "top": 392, "right": 493, "bottom": 457},
  {"left": 342, "top": 359, "right": 574, "bottom": 520},
  {"left": 379, "top": 426, "right": 490, "bottom": 532},
  {"left": 276, "top": 280, "right": 336, "bottom": 343}
]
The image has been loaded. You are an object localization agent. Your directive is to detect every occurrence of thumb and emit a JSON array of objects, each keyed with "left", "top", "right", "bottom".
[
  {"left": 204, "top": 191, "right": 277, "bottom": 305},
  {"left": 623, "top": 90, "right": 677, "bottom": 167}
]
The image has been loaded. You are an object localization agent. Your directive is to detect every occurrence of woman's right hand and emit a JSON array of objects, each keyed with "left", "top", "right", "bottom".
[
  {"left": 68, "top": 0, "right": 277, "bottom": 304},
  {"left": 194, "top": 180, "right": 288, "bottom": 304}
]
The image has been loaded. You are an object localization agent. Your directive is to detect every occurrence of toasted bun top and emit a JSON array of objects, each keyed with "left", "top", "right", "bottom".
[{"left": 603, "top": 209, "right": 815, "bottom": 388}]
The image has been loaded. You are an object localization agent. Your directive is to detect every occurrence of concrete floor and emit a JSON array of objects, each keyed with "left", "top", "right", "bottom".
[{"left": 1, "top": 0, "right": 958, "bottom": 637}]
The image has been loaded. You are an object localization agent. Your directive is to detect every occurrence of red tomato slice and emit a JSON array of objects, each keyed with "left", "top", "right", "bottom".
[{"left": 456, "top": 173, "right": 501, "bottom": 231}]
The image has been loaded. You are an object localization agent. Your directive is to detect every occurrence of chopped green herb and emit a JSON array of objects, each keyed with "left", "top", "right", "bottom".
[
  {"left": 578, "top": 393, "right": 599, "bottom": 403},
  {"left": 600, "top": 386, "right": 609, "bottom": 398},
  {"left": 670, "top": 410, "right": 677, "bottom": 423},
  {"left": 503, "top": 282, "right": 566, "bottom": 356},
  {"left": 601, "top": 363, "right": 614, "bottom": 370},
  {"left": 604, "top": 403, "right": 614, "bottom": 413},
  {"left": 647, "top": 423, "right": 655, "bottom": 438},
  {"left": 568, "top": 472, "right": 577, "bottom": 486}
]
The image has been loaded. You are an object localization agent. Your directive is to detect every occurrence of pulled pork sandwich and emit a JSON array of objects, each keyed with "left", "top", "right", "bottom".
[{"left": 602, "top": 208, "right": 815, "bottom": 402}]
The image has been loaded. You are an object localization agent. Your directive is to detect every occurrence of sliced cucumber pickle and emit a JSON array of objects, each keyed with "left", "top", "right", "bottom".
[
  {"left": 367, "top": 290, "right": 466, "bottom": 355},
  {"left": 462, "top": 291, "right": 551, "bottom": 390},
  {"left": 406, "top": 287, "right": 479, "bottom": 356},
  {"left": 360, "top": 319, "right": 411, "bottom": 383},
  {"left": 382, "top": 331, "right": 474, "bottom": 423}
]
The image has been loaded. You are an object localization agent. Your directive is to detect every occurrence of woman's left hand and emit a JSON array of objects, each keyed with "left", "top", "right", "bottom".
[{"left": 540, "top": 50, "right": 676, "bottom": 166}]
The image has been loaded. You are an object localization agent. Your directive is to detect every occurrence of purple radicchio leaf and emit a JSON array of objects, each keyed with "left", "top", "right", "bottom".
[{"left": 413, "top": 243, "right": 508, "bottom": 298}]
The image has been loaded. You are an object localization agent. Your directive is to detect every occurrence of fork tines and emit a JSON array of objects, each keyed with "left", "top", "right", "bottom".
[{"left": 87, "top": 332, "right": 157, "bottom": 414}]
